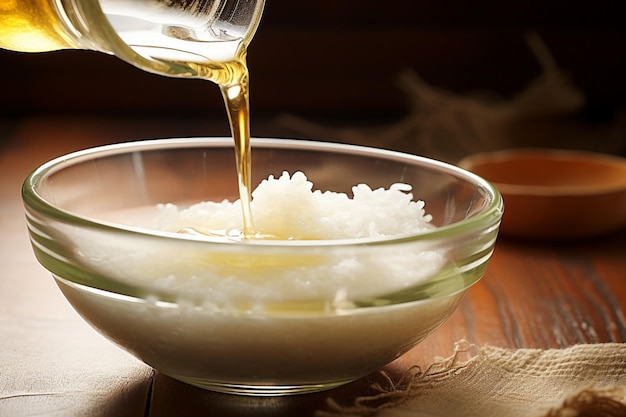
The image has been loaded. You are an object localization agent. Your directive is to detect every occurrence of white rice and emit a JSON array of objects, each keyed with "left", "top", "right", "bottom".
[{"left": 153, "top": 171, "right": 434, "bottom": 240}]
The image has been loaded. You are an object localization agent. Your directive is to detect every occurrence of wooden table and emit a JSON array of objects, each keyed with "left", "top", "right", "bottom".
[{"left": 1, "top": 117, "right": 625, "bottom": 416}]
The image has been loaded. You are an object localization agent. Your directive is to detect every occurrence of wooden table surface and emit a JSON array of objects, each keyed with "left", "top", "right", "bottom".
[{"left": 1, "top": 117, "right": 625, "bottom": 417}]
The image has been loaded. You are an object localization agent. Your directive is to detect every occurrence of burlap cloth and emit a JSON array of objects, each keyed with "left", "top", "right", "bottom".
[{"left": 318, "top": 341, "right": 626, "bottom": 417}]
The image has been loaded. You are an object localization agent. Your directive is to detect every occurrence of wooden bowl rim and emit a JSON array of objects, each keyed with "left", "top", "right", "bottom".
[{"left": 459, "top": 148, "right": 626, "bottom": 196}]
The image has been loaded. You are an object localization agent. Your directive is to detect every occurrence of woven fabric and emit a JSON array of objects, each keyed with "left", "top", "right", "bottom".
[{"left": 318, "top": 341, "right": 626, "bottom": 417}]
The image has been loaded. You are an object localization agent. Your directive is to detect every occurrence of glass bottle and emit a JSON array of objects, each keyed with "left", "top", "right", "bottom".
[{"left": 0, "top": 0, "right": 265, "bottom": 84}]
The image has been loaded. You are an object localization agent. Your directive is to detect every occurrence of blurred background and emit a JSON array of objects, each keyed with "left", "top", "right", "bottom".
[{"left": 1, "top": 0, "right": 624, "bottom": 161}]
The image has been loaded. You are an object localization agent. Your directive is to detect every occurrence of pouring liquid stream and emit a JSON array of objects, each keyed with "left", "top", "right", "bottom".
[
  {"left": 100, "top": 2, "right": 260, "bottom": 238},
  {"left": 115, "top": 43, "right": 258, "bottom": 239},
  {"left": 220, "top": 76, "right": 256, "bottom": 238},
  {"left": 178, "top": 62, "right": 258, "bottom": 239},
  {"left": 105, "top": 3, "right": 261, "bottom": 239}
]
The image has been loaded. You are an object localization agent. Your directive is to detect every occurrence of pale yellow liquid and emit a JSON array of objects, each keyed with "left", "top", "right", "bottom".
[
  {"left": 219, "top": 75, "right": 256, "bottom": 235},
  {"left": 0, "top": 0, "right": 74, "bottom": 51},
  {"left": 1, "top": 0, "right": 257, "bottom": 235}
]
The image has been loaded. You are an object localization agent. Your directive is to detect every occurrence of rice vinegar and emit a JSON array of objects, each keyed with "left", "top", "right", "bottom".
[{"left": 219, "top": 64, "right": 256, "bottom": 236}]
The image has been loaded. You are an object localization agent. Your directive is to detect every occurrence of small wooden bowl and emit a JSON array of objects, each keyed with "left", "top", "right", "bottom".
[{"left": 459, "top": 148, "right": 626, "bottom": 240}]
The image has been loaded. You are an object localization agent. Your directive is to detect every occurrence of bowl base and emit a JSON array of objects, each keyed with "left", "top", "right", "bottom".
[{"left": 167, "top": 373, "right": 355, "bottom": 396}]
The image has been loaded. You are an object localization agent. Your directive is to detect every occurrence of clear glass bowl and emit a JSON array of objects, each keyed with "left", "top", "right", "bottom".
[{"left": 22, "top": 138, "right": 503, "bottom": 396}]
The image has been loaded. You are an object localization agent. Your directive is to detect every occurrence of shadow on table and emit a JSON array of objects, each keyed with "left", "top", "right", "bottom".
[
  {"left": 80, "top": 371, "right": 153, "bottom": 417},
  {"left": 147, "top": 363, "right": 408, "bottom": 417}
]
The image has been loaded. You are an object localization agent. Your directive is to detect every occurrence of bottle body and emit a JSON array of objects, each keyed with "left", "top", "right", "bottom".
[
  {"left": 0, "top": 0, "right": 264, "bottom": 83},
  {"left": 0, "top": 0, "right": 76, "bottom": 52}
]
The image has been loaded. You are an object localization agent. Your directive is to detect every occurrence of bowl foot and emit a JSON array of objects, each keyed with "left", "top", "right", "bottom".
[{"left": 167, "top": 373, "right": 355, "bottom": 396}]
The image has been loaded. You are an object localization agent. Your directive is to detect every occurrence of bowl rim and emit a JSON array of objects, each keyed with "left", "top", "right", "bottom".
[
  {"left": 459, "top": 147, "right": 626, "bottom": 196},
  {"left": 23, "top": 137, "right": 503, "bottom": 247}
]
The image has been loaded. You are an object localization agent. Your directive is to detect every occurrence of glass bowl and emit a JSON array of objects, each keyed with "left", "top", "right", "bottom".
[{"left": 22, "top": 138, "right": 503, "bottom": 396}]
